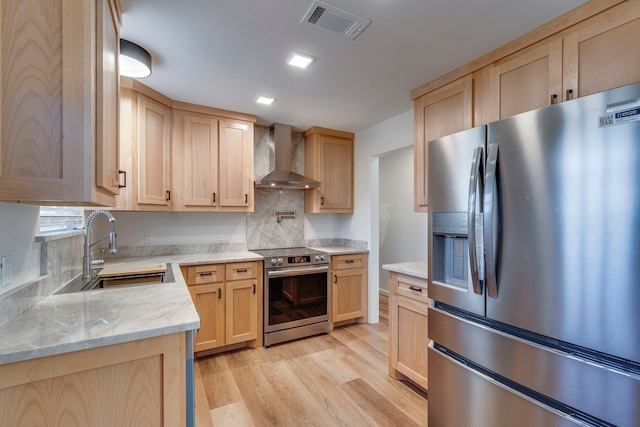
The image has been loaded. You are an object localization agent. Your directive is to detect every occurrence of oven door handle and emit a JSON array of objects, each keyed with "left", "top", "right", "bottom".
[{"left": 266, "top": 265, "right": 329, "bottom": 278}]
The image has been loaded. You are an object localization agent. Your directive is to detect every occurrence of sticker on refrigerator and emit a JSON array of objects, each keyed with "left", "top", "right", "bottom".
[{"left": 600, "top": 98, "right": 640, "bottom": 128}]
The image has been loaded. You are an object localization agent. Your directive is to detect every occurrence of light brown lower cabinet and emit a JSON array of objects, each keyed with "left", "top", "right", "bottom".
[
  {"left": 0, "top": 333, "right": 186, "bottom": 427},
  {"left": 330, "top": 253, "right": 368, "bottom": 329},
  {"left": 389, "top": 271, "right": 429, "bottom": 391},
  {"left": 183, "top": 261, "right": 263, "bottom": 355}
]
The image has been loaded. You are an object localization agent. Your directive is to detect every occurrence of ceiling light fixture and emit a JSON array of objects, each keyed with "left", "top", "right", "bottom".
[
  {"left": 120, "top": 39, "right": 152, "bottom": 78},
  {"left": 257, "top": 96, "right": 275, "bottom": 105},
  {"left": 288, "top": 53, "right": 314, "bottom": 69}
]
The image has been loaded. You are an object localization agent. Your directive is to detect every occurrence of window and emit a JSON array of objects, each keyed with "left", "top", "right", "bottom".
[{"left": 39, "top": 206, "right": 84, "bottom": 233}]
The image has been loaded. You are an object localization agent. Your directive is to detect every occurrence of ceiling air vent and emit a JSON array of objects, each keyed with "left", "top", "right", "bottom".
[{"left": 301, "top": 0, "right": 370, "bottom": 40}]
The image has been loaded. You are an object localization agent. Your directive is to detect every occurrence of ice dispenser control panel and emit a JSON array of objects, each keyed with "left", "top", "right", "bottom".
[{"left": 431, "top": 213, "right": 470, "bottom": 290}]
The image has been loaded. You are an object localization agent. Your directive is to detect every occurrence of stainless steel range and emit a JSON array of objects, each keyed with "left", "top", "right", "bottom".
[{"left": 253, "top": 247, "right": 329, "bottom": 347}]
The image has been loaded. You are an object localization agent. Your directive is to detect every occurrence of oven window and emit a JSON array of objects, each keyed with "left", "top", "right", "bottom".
[{"left": 268, "top": 272, "right": 328, "bottom": 326}]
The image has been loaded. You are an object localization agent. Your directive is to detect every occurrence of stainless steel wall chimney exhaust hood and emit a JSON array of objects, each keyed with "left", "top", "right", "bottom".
[{"left": 254, "top": 123, "right": 321, "bottom": 190}]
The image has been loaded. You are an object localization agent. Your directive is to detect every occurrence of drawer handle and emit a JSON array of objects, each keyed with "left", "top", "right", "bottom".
[
  {"left": 218, "top": 288, "right": 222, "bottom": 299},
  {"left": 199, "top": 272, "right": 213, "bottom": 277},
  {"left": 409, "top": 285, "right": 423, "bottom": 293},
  {"left": 346, "top": 259, "right": 354, "bottom": 264},
  {"left": 236, "top": 268, "right": 248, "bottom": 273}
]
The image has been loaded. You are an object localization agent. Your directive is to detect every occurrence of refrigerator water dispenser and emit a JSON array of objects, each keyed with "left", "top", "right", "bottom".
[{"left": 431, "top": 212, "right": 469, "bottom": 290}]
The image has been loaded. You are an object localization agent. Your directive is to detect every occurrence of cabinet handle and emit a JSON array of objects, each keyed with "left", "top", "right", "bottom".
[
  {"left": 118, "top": 170, "right": 127, "bottom": 188},
  {"left": 409, "top": 285, "right": 423, "bottom": 293},
  {"left": 253, "top": 283, "right": 256, "bottom": 294},
  {"left": 334, "top": 275, "right": 337, "bottom": 284},
  {"left": 199, "top": 272, "right": 213, "bottom": 277},
  {"left": 346, "top": 259, "right": 354, "bottom": 264},
  {"left": 218, "top": 288, "right": 222, "bottom": 299},
  {"left": 212, "top": 193, "right": 216, "bottom": 203},
  {"left": 320, "top": 196, "right": 325, "bottom": 206},
  {"left": 245, "top": 194, "right": 248, "bottom": 204},
  {"left": 166, "top": 190, "right": 171, "bottom": 201},
  {"left": 236, "top": 268, "right": 248, "bottom": 273},
  {"left": 550, "top": 94, "right": 557, "bottom": 105},
  {"left": 565, "top": 89, "right": 574, "bottom": 101}
]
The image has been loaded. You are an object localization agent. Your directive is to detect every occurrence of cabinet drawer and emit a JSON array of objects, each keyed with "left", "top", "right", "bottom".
[
  {"left": 186, "top": 264, "right": 224, "bottom": 285},
  {"left": 392, "top": 273, "right": 430, "bottom": 305},
  {"left": 226, "top": 261, "right": 258, "bottom": 281},
  {"left": 332, "top": 253, "right": 366, "bottom": 270}
]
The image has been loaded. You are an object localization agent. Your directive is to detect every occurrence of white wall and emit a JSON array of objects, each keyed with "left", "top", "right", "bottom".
[
  {"left": 0, "top": 203, "right": 40, "bottom": 293},
  {"left": 379, "top": 147, "right": 427, "bottom": 293},
  {"left": 346, "top": 109, "right": 414, "bottom": 322}
]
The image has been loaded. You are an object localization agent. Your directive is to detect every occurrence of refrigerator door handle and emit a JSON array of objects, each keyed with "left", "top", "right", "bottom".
[
  {"left": 484, "top": 143, "right": 499, "bottom": 298},
  {"left": 468, "top": 146, "right": 484, "bottom": 295}
]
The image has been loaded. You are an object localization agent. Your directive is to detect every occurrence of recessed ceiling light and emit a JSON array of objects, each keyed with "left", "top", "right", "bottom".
[
  {"left": 288, "top": 53, "right": 314, "bottom": 69},
  {"left": 257, "top": 96, "right": 275, "bottom": 105}
]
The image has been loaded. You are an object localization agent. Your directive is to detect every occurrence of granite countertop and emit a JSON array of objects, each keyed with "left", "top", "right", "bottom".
[
  {"left": 0, "top": 251, "right": 262, "bottom": 365},
  {"left": 308, "top": 246, "right": 369, "bottom": 255},
  {"left": 382, "top": 261, "right": 427, "bottom": 280}
]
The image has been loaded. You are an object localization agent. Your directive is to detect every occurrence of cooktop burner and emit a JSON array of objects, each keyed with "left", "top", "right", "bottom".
[{"left": 252, "top": 247, "right": 328, "bottom": 268}]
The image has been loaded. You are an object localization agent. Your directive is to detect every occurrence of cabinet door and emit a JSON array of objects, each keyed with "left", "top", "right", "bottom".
[
  {"left": 175, "top": 113, "right": 219, "bottom": 210},
  {"left": 488, "top": 39, "right": 563, "bottom": 121},
  {"left": 219, "top": 120, "right": 253, "bottom": 209},
  {"left": 332, "top": 268, "right": 367, "bottom": 323},
  {"left": 95, "top": 0, "right": 121, "bottom": 196},
  {"left": 225, "top": 279, "right": 258, "bottom": 345},
  {"left": 414, "top": 75, "right": 473, "bottom": 211},
  {"left": 319, "top": 135, "right": 353, "bottom": 211},
  {"left": 563, "top": 7, "right": 640, "bottom": 99},
  {"left": 189, "top": 284, "right": 225, "bottom": 351},
  {"left": 137, "top": 96, "right": 172, "bottom": 210},
  {"left": 390, "top": 294, "right": 429, "bottom": 390}
]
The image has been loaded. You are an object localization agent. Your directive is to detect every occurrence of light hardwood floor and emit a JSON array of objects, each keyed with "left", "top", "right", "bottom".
[{"left": 194, "top": 294, "right": 428, "bottom": 426}]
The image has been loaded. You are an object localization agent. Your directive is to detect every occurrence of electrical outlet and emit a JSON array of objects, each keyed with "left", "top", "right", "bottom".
[
  {"left": 1, "top": 255, "right": 12, "bottom": 288},
  {"left": 144, "top": 232, "right": 153, "bottom": 244},
  {"left": 217, "top": 230, "right": 225, "bottom": 241}
]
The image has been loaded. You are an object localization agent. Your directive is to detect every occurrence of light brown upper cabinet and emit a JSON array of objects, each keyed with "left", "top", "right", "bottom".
[
  {"left": 563, "top": 4, "right": 640, "bottom": 99},
  {"left": 304, "top": 127, "right": 355, "bottom": 213},
  {"left": 488, "top": 40, "right": 563, "bottom": 121},
  {"left": 413, "top": 75, "right": 473, "bottom": 211},
  {"left": 0, "top": 0, "right": 121, "bottom": 205},
  {"left": 218, "top": 120, "right": 254, "bottom": 210},
  {"left": 173, "top": 111, "right": 221, "bottom": 211},
  {"left": 119, "top": 82, "right": 255, "bottom": 212},
  {"left": 172, "top": 103, "right": 255, "bottom": 212},
  {"left": 118, "top": 80, "right": 172, "bottom": 211}
]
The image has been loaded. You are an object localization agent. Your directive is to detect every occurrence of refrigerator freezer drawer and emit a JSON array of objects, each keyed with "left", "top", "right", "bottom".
[
  {"left": 429, "top": 306, "right": 640, "bottom": 426},
  {"left": 428, "top": 344, "right": 590, "bottom": 427}
]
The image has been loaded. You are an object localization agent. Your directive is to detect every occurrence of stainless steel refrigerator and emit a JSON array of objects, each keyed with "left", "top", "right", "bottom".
[{"left": 427, "top": 82, "right": 640, "bottom": 427}]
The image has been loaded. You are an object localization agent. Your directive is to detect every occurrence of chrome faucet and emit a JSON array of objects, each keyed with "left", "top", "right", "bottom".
[{"left": 83, "top": 209, "right": 117, "bottom": 279}]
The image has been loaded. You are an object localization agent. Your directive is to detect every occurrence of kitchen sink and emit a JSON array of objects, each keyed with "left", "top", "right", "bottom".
[{"left": 55, "top": 263, "right": 175, "bottom": 294}]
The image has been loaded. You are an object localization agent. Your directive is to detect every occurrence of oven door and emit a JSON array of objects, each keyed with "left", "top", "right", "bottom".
[{"left": 264, "top": 265, "right": 329, "bottom": 333}]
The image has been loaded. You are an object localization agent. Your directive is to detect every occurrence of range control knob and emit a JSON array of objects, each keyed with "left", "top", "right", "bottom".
[
  {"left": 270, "top": 257, "right": 278, "bottom": 266},
  {"left": 277, "top": 257, "right": 284, "bottom": 265},
  {"left": 315, "top": 254, "right": 327, "bottom": 262}
]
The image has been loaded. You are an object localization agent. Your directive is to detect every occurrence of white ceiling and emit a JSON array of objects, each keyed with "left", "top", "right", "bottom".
[{"left": 119, "top": 0, "right": 589, "bottom": 133}]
